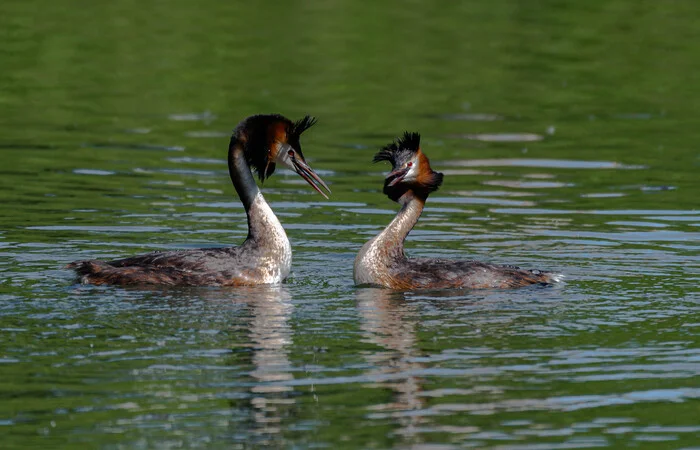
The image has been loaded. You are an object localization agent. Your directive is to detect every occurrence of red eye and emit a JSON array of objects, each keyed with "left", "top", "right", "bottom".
[
  {"left": 288, "top": 149, "right": 294, "bottom": 157},
  {"left": 407, "top": 161, "right": 413, "bottom": 167}
]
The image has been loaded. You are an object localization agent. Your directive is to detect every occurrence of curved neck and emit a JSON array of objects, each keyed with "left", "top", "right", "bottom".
[
  {"left": 230, "top": 140, "right": 285, "bottom": 243},
  {"left": 228, "top": 141, "right": 261, "bottom": 211},
  {"left": 377, "top": 191, "right": 426, "bottom": 260},
  {"left": 226, "top": 136, "right": 292, "bottom": 282}
]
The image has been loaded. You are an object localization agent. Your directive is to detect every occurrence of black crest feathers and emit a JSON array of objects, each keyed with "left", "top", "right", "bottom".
[
  {"left": 286, "top": 115, "right": 317, "bottom": 162},
  {"left": 374, "top": 131, "right": 444, "bottom": 202},
  {"left": 290, "top": 115, "right": 317, "bottom": 139},
  {"left": 373, "top": 132, "right": 421, "bottom": 168}
]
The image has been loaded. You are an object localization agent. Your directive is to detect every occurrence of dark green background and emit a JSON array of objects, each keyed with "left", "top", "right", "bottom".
[{"left": 1, "top": 1, "right": 698, "bottom": 448}]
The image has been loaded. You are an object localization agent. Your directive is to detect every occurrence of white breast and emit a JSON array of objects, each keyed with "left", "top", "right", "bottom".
[
  {"left": 353, "top": 235, "right": 383, "bottom": 285},
  {"left": 250, "top": 193, "right": 292, "bottom": 283}
]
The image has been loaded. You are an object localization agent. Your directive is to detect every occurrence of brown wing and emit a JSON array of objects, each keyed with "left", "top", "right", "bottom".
[
  {"left": 390, "top": 259, "right": 558, "bottom": 290},
  {"left": 66, "top": 247, "right": 249, "bottom": 286}
]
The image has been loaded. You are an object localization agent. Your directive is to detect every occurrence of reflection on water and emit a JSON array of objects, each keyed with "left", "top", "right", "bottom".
[
  {"left": 445, "top": 159, "right": 647, "bottom": 170},
  {"left": 2, "top": 0, "right": 700, "bottom": 448},
  {"left": 446, "top": 133, "right": 544, "bottom": 142},
  {"left": 235, "top": 286, "right": 295, "bottom": 444},
  {"left": 357, "top": 289, "right": 425, "bottom": 439}
]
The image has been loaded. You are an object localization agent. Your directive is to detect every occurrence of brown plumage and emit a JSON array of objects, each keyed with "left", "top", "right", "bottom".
[
  {"left": 354, "top": 132, "right": 561, "bottom": 290},
  {"left": 68, "top": 114, "right": 330, "bottom": 286}
]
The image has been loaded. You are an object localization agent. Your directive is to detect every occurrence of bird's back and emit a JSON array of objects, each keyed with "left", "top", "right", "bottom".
[
  {"left": 383, "top": 258, "right": 559, "bottom": 290},
  {"left": 68, "top": 243, "right": 291, "bottom": 286}
]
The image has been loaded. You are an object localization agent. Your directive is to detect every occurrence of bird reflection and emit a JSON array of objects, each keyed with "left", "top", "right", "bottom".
[
  {"left": 356, "top": 288, "right": 427, "bottom": 440},
  {"left": 225, "top": 285, "right": 295, "bottom": 444}
]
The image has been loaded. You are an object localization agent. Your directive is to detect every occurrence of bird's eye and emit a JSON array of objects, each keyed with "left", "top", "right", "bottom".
[
  {"left": 288, "top": 149, "right": 295, "bottom": 157},
  {"left": 407, "top": 161, "right": 413, "bottom": 167}
]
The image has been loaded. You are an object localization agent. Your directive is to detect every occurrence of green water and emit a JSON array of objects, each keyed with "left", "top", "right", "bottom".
[{"left": 1, "top": 1, "right": 699, "bottom": 448}]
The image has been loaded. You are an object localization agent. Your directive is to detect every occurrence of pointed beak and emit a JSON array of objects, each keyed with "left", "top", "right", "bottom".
[
  {"left": 291, "top": 155, "right": 331, "bottom": 199},
  {"left": 386, "top": 167, "right": 409, "bottom": 187}
]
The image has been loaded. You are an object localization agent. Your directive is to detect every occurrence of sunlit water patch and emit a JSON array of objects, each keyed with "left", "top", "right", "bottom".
[
  {"left": 446, "top": 159, "right": 647, "bottom": 170},
  {"left": 446, "top": 133, "right": 545, "bottom": 142}
]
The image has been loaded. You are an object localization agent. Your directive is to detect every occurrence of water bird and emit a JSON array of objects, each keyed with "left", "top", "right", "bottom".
[
  {"left": 68, "top": 114, "right": 331, "bottom": 286},
  {"left": 354, "top": 132, "right": 560, "bottom": 289}
]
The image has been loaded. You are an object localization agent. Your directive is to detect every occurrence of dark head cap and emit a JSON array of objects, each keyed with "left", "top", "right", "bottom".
[
  {"left": 229, "top": 114, "right": 330, "bottom": 198},
  {"left": 231, "top": 114, "right": 316, "bottom": 180}
]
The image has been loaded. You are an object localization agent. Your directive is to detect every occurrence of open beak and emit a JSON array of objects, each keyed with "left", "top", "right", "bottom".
[
  {"left": 386, "top": 167, "right": 409, "bottom": 187},
  {"left": 291, "top": 155, "right": 332, "bottom": 199}
]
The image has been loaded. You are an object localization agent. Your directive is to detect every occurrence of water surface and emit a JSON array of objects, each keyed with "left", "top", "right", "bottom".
[{"left": 1, "top": 1, "right": 699, "bottom": 448}]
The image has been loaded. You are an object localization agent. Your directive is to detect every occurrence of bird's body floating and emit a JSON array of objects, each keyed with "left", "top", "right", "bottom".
[
  {"left": 354, "top": 132, "right": 560, "bottom": 290},
  {"left": 68, "top": 114, "right": 330, "bottom": 286}
]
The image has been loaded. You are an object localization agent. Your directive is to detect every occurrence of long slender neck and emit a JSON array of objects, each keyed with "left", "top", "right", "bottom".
[
  {"left": 228, "top": 142, "right": 261, "bottom": 209},
  {"left": 376, "top": 190, "right": 426, "bottom": 261},
  {"left": 229, "top": 142, "right": 278, "bottom": 241},
  {"left": 354, "top": 190, "right": 427, "bottom": 285}
]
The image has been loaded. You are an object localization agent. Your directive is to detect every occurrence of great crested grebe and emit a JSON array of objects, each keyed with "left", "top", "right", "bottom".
[
  {"left": 68, "top": 114, "right": 331, "bottom": 286},
  {"left": 354, "top": 132, "right": 560, "bottom": 290}
]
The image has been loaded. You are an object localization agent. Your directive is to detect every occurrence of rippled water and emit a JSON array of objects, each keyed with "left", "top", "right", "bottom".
[{"left": 1, "top": 1, "right": 699, "bottom": 448}]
